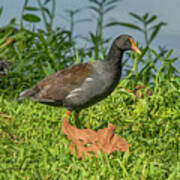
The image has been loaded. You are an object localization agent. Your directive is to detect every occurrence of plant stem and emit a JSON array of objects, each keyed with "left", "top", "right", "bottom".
[{"left": 20, "top": 0, "right": 29, "bottom": 29}]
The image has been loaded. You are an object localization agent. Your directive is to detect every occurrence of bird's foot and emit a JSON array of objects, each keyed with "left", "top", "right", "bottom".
[{"left": 62, "top": 110, "right": 71, "bottom": 121}]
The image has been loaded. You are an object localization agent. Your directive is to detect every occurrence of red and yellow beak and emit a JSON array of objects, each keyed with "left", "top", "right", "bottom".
[{"left": 129, "top": 37, "right": 141, "bottom": 54}]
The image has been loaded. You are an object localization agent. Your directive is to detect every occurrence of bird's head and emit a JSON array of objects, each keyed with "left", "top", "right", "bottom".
[{"left": 114, "top": 34, "right": 141, "bottom": 54}]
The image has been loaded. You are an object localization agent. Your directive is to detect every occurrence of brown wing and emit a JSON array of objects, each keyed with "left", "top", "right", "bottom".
[{"left": 33, "top": 62, "right": 94, "bottom": 101}]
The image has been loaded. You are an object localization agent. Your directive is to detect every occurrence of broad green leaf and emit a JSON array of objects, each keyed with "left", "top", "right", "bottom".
[
  {"left": 129, "top": 12, "right": 143, "bottom": 22},
  {"left": 88, "top": 6, "right": 99, "bottom": 13},
  {"left": 164, "top": 49, "right": 173, "bottom": 61},
  {"left": 167, "top": 57, "right": 178, "bottom": 64},
  {"left": 0, "top": 7, "right": 3, "bottom": 17},
  {"left": 42, "top": 7, "right": 52, "bottom": 18},
  {"left": 22, "top": 14, "right": 41, "bottom": 23},
  {"left": 151, "top": 49, "right": 163, "bottom": 62},
  {"left": 143, "top": 13, "right": 149, "bottom": 21},
  {"left": 138, "top": 46, "right": 149, "bottom": 59},
  {"left": 37, "top": 29, "right": 47, "bottom": 47},
  {"left": 149, "top": 22, "right": 167, "bottom": 30},
  {"left": 105, "top": 22, "right": 142, "bottom": 31},
  {"left": 9, "top": 18, "right": 16, "bottom": 25},
  {"left": 146, "top": 15, "right": 157, "bottom": 25},
  {"left": 25, "top": 6, "right": 39, "bottom": 11},
  {"left": 149, "top": 22, "right": 167, "bottom": 43}
]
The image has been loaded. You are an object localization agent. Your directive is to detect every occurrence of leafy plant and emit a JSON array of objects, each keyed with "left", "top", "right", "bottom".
[
  {"left": 106, "top": 12, "right": 176, "bottom": 86},
  {"left": 0, "top": 0, "right": 75, "bottom": 94},
  {"left": 0, "top": 1, "right": 179, "bottom": 179},
  {"left": 0, "top": 0, "right": 178, "bottom": 96},
  {"left": 86, "top": 0, "right": 121, "bottom": 59},
  {"left": 21, "top": 0, "right": 56, "bottom": 32},
  {"left": 106, "top": 12, "right": 167, "bottom": 47}
]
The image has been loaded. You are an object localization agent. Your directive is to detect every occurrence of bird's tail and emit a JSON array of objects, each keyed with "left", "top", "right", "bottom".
[{"left": 17, "top": 88, "right": 36, "bottom": 101}]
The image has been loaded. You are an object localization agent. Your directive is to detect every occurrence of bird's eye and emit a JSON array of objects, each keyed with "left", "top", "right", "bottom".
[{"left": 125, "top": 41, "right": 130, "bottom": 47}]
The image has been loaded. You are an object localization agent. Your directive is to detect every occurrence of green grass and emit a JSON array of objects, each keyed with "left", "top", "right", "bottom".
[
  {"left": 0, "top": 81, "right": 179, "bottom": 180},
  {"left": 0, "top": 1, "right": 179, "bottom": 179}
]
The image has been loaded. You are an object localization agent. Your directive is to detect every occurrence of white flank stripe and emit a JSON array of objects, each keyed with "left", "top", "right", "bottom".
[
  {"left": 86, "top": 77, "right": 93, "bottom": 82},
  {"left": 71, "top": 88, "right": 82, "bottom": 93},
  {"left": 66, "top": 94, "right": 77, "bottom": 99},
  {"left": 65, "top": 88, "right": 82, "bottom": 99}
]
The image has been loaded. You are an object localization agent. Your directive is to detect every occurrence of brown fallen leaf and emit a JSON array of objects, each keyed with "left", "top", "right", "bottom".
[{"left": 62, "top": 118, "right": 130, "bottom": 159}]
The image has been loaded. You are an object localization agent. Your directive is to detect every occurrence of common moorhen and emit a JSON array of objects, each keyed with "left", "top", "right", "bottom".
[{"left": 18, "top": 34, "right": 140, "bottom": 122}]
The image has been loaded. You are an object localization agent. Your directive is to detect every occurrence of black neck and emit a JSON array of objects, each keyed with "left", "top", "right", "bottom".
[
  {"left": 101, "top": 44, "right": 124, "bottom": 94},
  {"left": 106, "top": 44, "right": 124, "bottom": 69}
]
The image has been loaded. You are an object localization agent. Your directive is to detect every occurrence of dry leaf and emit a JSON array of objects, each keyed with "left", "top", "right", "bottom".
[{"left": 62, "top": 118, "right": 130, "bottom": 159}]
